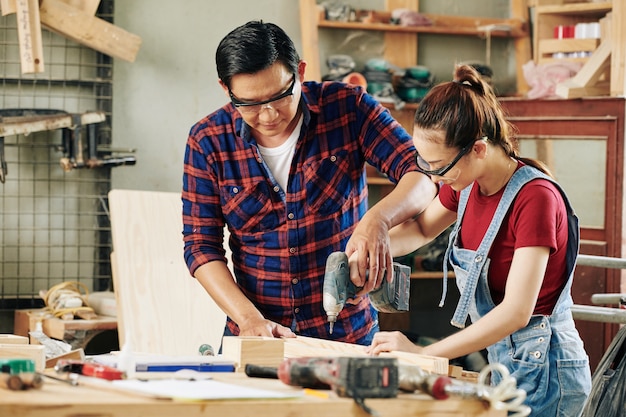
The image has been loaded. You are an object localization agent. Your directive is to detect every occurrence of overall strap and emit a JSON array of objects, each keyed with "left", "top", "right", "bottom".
[{"left": 441, "top": 166, "right": 556, "bottom": 322}]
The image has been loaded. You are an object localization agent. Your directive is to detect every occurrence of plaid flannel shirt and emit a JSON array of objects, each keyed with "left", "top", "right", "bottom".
[{"left": 182, "top": 81, "right": 417, "bottom": 344}]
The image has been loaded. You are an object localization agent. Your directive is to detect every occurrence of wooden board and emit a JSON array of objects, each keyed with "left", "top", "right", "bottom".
[
  {"left": 611, "top": 4, "right": 625, "bottom": 95},
  {"left": 284, "top": 336, "right": 449, "bottom": 375},
  {"left": 39, "top": 0, "right": 141, "bottom": 62},
  {"left": 555, "top": 38, "right": 611, "bottom": 98},
  {"left": 0, "top": 334, "right": 28, "bottom": 345},
  {"left": 1, "top": 0, "right": 100, "bottom": 15},
  {"left": 15, "top": 0, "right": 44, "bottom": 73},
  {"left": 108, "top": 189, "right": 227, "bottom": 356},
  {"left": 0, "top": 111, "right": 105, "bottom": 137},
  {"left": 0, "top": 344, "right": 45, "bottom": 371}
]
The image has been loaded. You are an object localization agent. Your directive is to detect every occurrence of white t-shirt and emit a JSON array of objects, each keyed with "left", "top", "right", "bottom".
[{"left": 257, "top": 115, "right": 303, "bottom": 191}]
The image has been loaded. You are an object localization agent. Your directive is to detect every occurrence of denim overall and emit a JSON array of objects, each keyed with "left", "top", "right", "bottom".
[{"left": 441, "top": 165, "right": 591, "bottom": 416}]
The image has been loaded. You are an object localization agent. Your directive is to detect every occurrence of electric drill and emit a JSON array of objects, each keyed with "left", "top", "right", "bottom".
[
  {"left": 277, "top": 356, "right": 399, "bottom": 399},
  {"left": 278, "top": 356, "right": 456, "bottom": 400},
  {"left": 322, "top": 251, "right": 411, "bottom": 334}
]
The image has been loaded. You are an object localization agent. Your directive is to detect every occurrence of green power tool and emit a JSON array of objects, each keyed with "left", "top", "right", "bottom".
[
  {"left": 322, "top": 251, "right": 411, "bottom": 334},
  {"left": 0, "top": 359, "right": 43, "bottom": 390}
]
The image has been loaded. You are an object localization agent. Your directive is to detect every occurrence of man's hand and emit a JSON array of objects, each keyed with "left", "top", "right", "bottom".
[
  {"left": 238, "top": 317, "right": 296, "bottom": 338},
  {"left": 345, "top": 212, "right": 393, "bottom": 295}
]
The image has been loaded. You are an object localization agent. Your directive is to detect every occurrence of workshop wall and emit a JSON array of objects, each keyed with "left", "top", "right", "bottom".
[
  {"left": 110, "top": 0, "right": 303, "bottom": 192},
  {"left": 110, "top": 0, "right": 515, "bottom": 192}
]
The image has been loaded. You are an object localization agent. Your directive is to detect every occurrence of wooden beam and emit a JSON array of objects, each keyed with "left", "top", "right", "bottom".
[
  {"left": 0, "top": 111, "right": 106, "bottom": 137},
  {"left": 284, "top": 336, "right": 450, "bottom": 375},
  {"left": 555, "top": 38, "right": 611, "bottom": 98},
  {"left": 15, "top": 0, "right": 44, "bottom": 73},
  {"left": 384, "top": 0, "right": 418, "bottom": 69},
  {"left": 39, "top": 0, "right": 141, "bottom": 62},
  {"left": 2, "top": 0, "right": 100, "bottom": 16},
  {"left": 611, "top": 3, "right": 625, "bottom": 95},
  {"left": 299, "top": 0, "right": 323, "bottom": 81}
]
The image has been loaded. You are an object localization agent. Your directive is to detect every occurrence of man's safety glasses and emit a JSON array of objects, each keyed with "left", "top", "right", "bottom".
[{"left": 229, "top": 75, "right": 296, "bottom": 115}]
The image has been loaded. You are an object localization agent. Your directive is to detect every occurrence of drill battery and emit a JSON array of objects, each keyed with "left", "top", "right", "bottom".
[{"left": 369, "top": 262, "right": 411, "bottom": 313}]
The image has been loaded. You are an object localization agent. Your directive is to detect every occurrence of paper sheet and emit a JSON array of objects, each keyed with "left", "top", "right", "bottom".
[{"left": 110, "top": 379, "right": 302, "bottom": 400}]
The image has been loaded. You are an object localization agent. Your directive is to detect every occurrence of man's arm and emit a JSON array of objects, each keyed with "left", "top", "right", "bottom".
[
  {"left": 345, "top": 171, "right": 436, "bottom": 291},
  {"left": 194, "top": 260, "right": 295, "bottom": 338}
]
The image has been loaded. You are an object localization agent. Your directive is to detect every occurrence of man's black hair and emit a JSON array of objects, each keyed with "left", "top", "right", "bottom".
[{"left": 216, "top": 21, "right": 300, "bottom": 88}]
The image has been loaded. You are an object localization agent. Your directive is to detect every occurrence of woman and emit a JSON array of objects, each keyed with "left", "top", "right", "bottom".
[{"left": 368, "top": 65, "right": 591, "bottom": 416}]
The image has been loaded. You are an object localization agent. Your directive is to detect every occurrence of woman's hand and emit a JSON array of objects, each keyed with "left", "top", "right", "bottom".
[{"left": 366, "top": 331, "right": 423, "bottom": 355}]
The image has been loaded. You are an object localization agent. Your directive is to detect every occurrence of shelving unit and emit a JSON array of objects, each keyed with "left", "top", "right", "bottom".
[
  {"left": 299, "top": 0, "right": 531, "bottom": 94},
  {"left": 533, "top": 1, "right": 612, "bottom": 64},
  {"left": 531, "top": 0, "right": 625, "bottom": 97}
]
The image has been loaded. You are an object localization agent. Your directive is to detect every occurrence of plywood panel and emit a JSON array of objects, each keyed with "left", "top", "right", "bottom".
[{"left": 108, "top": 189, "right": 226, "bottom": 355}]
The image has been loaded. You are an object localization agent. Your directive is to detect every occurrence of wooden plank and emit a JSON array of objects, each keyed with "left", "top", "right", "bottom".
[
  {"left": 43, "top": 315, "right": 117, "bottom": 340},
  {"left": 511, "top": 0, "right": 532, "bottom": 95},
  {"left": 0, "top": 111, "right": 105, "bottom": 137},
  {"left": 555, "top": 38, "right": 611, "bottom": 98},
  {"left": 298, "top": 0, "right": 323, "bottom": 82},
  {"left": 0, "top": 335, "right": 28, "bottom": 345},
  {"left": 539, "top": 38, "right": 600, "bottom": 55},
  {"left": 384, "top": 0, "right": 418, "bottom": 69},
  {"left": 221, "top": 336, "right": 285, "bottom": 371},
  {"left": 15, "top": 0, "right": 44, "bottom": 73},
  {"left": 1, "top": 0, "right": 100, "bottom": 15},
  {"left": 45, "top": 348, "right": 85, "bottom": 369},
  {"left": 284, "top": 335, "right": 449, "bottom": 375},
  {"left": 0, "top": 0, "right": 15, "bottom": 15},
  {"left": 39, "top": 0, "right": 141, "bottom": 62},
  {"left": 63, "top": 0, "right": 100, "bottom": 15},
  {"left": 611, "top": 3, "right": 625, "bottom": 95},
  {"left": 0, "top": 344, "right": 45, "bottom": 371},
  {"left": 109, "top": 189, "right": 228, "bottom": 356}
]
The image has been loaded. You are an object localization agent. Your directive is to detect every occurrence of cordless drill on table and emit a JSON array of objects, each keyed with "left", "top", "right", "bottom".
[{"left": 322, "top": 251, "right": 411, "bottom": 334}]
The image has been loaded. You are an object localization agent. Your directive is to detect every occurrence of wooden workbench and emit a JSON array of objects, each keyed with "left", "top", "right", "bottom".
[{"left": 0, "top": 372, "right": 504, "bottom": 417}]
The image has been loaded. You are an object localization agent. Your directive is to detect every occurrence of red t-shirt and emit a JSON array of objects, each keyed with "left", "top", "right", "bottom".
[{"left": 438, "top": 167, "right": 569, "bottom": 314}]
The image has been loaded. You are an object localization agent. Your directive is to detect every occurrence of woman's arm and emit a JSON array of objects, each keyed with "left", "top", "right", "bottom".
[
  {"left": 369, "top": 246, "right": 550, "bottom": 358},
  {"left": 388, "top": 195, "right": 457, "bottom": 258}
]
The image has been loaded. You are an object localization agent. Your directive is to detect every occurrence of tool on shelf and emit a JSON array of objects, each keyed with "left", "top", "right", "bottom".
[{"left": 323, "top": 251, "right": 411, "bottom": 334}]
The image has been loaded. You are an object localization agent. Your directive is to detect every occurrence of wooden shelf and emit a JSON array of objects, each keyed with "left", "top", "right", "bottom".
[
  {"left": 535, "top": 2, "right": 612, "bottom": 16},
  {"left": 299, "top": 0, "right": 532, "bottom": 94},
  {"left": 533, "top": 1, "right": 613, "bottom": 67},
  {"left": 317, "top": 14, "right": 527, "bottom": 38}
]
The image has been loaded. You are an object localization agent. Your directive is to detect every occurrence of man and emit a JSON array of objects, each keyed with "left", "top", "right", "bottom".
[{"left": 182, "top": 21, "right": 435, "bottom": 346}]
